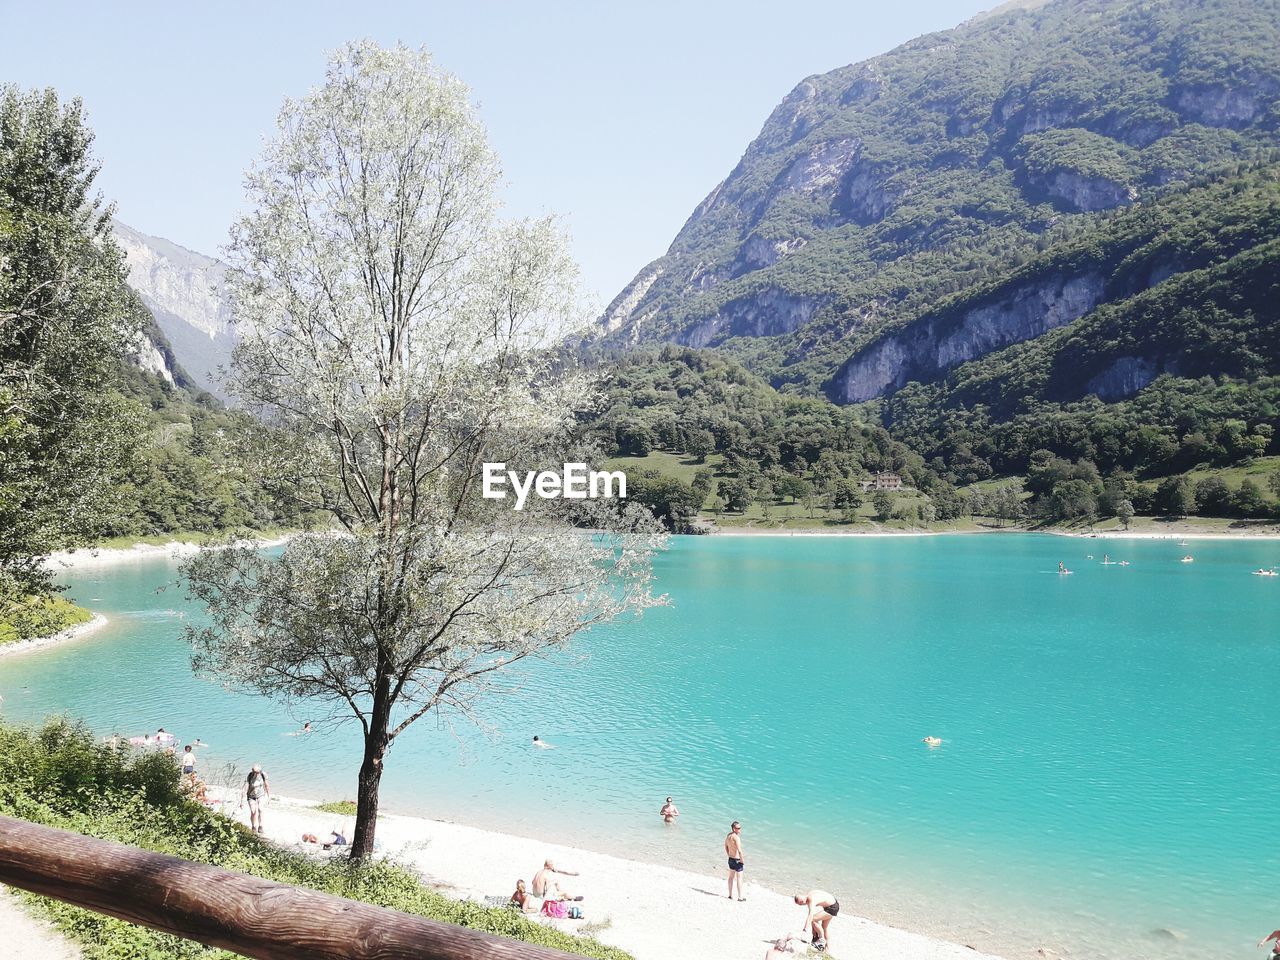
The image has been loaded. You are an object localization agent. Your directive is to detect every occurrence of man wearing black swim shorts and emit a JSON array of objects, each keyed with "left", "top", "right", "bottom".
[
  {"left": 725, "top": 821, "right": 745, "bottom": 901},
  {"left": 795, "top": 888, "right": 839, "bottom": 953}
]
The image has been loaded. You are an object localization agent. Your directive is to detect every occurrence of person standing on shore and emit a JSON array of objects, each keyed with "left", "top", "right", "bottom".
[
  {"left": 244, "top": 764, "right": 270, "bottom": 834},
  {"left": 180, "top": 744, "right": 196, "bottom": 776},
  {"left": 725, "top": 821, "right": 745, "bottom": 900},
  {"left": 660, "top": 796, "right": 680, "bottom": 823},
  {"left": 795, "top": 889, "right": 839, "bottom": 953}
]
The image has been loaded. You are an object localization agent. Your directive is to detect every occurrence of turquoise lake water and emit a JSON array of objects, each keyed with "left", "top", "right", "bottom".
[{"left": 3, "top": 534, "right": 1279, "bottom": 960}]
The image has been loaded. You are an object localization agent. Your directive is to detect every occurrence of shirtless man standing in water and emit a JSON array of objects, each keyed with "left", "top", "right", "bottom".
[
  {"left": 795, "top": 889, "right": 840, "bottom": 953},
  {"left": 660, "top": 797, "right": 680, "bottom": 822},
  {"left": 725, "top": 821, "right": 745, "bottom": 900}
]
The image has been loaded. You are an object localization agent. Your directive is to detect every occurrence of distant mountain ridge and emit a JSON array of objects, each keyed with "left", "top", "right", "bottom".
[
  {"left": 112, "top": 220, "right": 237, "bottom": 400},
  {"left": 595, "top": 0, "right": 1280, "bottom": 406}
]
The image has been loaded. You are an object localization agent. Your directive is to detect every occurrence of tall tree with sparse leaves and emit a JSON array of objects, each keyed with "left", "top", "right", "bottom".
[{"left": 181, "top": 43, "right": 664, "bottom": 860}]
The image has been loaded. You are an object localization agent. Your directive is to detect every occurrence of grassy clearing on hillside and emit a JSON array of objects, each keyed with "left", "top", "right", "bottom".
[
  {"left": 0, "top": 719, "right": 632, "bottom": 960},
  {"left": 604, "top": 451, "right": 722, "bottom": 485},
  {"left": 0, "top": 594, "right": 92, "bottom": 645},
  {"left": 1180, "top": 456, "right": 1280, "bottom": 494}
]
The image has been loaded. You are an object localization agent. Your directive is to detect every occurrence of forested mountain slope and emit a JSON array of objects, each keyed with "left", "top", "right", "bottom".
[{"left": 594, "top": 0, "right": 1280, "bottom": 405}]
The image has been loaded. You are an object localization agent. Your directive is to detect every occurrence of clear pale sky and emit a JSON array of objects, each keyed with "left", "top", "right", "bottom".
[{"left": 3, "top": 0, "right": 993, "bottom": 305}]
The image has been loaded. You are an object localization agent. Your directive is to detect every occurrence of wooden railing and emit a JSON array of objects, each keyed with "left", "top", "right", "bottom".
[{"left": 0, "top": 815, "right": 585, "bottom": 959}]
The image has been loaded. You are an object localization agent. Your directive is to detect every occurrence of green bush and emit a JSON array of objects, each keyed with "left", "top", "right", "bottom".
[
  {"left": 0, "top": 594, "right": 92, "bottom": 645},
  {"left": 0, "top": 718, "right": 632, "bottom": 960},
  {"left": 315, "top": 799, "right": 358, "bottom": 816}
]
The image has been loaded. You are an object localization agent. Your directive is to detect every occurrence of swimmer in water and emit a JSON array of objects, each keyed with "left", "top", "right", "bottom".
[
  {"left": 1258, "top": 930, "right": 1280, "bottom": 958},
  {"left": 922, "top": 736, "right": 942, "bottom": 746},
  {"left": 532, "top": 736, "right": 554, "bottom": 749},
  {"left": 660, "top": 796, "right": 680, "bottom": 823}
]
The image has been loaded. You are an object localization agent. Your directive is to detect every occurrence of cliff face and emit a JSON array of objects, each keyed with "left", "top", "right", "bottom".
[
  {"left": 595, "top": 0, "right": 1280, "bottom": 406},
  {"left": 112, "top": 220, "right": 237, "bottom": 400},
  {"left": 833, "top": 272, "right": 1104, "bottom": 403}
]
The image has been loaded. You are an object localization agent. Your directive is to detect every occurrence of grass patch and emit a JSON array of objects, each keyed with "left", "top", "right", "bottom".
[
  {"left": 0, "top": 718, "right": 632, "bottom": 960},
  {"left": 0, "top": 594, "right": 92, "bottom": 646},
  {"left": 604, "top": 450, "right": 723, "bottom": 485},
  {"left": 315, "top": 799, "right": 358, "bottom": 816}
]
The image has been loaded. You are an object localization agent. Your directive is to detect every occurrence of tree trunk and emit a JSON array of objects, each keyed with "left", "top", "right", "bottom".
[{"left": 350, "top": 682, "right": 392, "bottom": 861}]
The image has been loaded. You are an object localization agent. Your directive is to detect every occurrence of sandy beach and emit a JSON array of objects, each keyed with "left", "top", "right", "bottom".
[
  {"left": 0, "top": 887, "right": 79, "bottom": 960},
  {"left": 41, "top": 535, "right": 292, "bottom": 571},
  {"left": 206, "top": 790, "right": 1005, "bottom": 960}
]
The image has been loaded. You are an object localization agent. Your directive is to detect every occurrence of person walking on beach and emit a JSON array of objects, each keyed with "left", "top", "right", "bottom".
[
  {"left": 244, "top": 764, "right": 270, "bottom": 834},
  {"left": 725, "top": 821, "right": 745, "bottom": 900},
  {"left": 795, "top": 889, "right": 839, "bottom": 953},
  {"left": 660, "top": 796, "right": 680, "bottom": 823}
]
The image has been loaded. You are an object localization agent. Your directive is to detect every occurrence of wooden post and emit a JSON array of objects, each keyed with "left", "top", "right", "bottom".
[{"left": 0, "top": 815, "right": 586, "bottom": 960}]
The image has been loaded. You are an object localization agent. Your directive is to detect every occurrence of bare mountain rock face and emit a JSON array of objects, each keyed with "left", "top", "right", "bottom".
[
  {"left": 593, "top": 0, "right": 1280, "bottom": 408},
  {"left": 112, "top": 220, "right": 237, "bottom": 401}
]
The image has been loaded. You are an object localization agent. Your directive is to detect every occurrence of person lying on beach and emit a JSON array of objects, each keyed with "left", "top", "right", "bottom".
[
  {"left": 765, "top": 933, "right": 799, "bottom": 958},
  {"left": 795, "top": 889, "right": 839, "bottom": 953},
  {"left": 660, "top": 796, "right": 680, "bottom": 822},
  {"left": 532, "top": 860, "right": 582, "bottom": 900}
]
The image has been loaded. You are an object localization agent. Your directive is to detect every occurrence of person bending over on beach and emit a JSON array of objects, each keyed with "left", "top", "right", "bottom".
[
  {"left": 725, "top": 821, "right": 746, "bottom": 900},
  {"left": 1258, "top": 930, "right": 1280, "bottom": 957},
  {"left": 532, "top": 859, "right": 582, "bottom": 900},
  {"left": 795, "top": 889, "right": 839, "bottom": 953},
  {"left": 660, "top": 796, "right": 680, "bottom": 822},
  {"left": 244, "top": 764, "right": 270, "bottom": 834}
]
